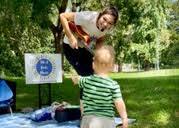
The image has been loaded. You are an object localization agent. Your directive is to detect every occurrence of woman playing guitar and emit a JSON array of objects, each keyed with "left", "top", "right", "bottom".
[
  {"left": 60, "top": 6, "right": 118, "bottom": 76},
  {"left": 60, "top": 6, "right": 118, "bottom": 115}
]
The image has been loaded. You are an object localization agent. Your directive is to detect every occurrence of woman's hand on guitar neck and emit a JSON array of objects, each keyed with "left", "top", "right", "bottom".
[{"left": 69, "top": 35, "right": 78, "bottom": 49}]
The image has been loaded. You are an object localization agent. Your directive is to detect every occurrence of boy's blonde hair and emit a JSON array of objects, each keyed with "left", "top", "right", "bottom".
[{"left": 94, "top": 45, "right": 115, "bottom": 71}]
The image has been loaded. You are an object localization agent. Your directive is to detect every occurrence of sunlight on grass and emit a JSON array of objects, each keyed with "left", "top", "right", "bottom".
[
  {"left": 110, "top": 69, "right": 179, "bottom": 78},
  {"left": 154, "top": 111, "right": 170, "bottom": 125},
  {"left": 16, "top": 93, "right": 29, "bottom": 98},
  {"left": 63, "top": 69, "right": 179, "bottom": 79}
]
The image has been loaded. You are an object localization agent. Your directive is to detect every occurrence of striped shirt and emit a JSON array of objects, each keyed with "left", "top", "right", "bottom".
[{"left": 79, "top": 74, "right": 122, "bottom": 118}]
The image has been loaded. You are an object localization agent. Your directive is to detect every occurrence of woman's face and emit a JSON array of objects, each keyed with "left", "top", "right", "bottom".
[{"left": 97, "top": 14, "right": 115, "bottom": 32}]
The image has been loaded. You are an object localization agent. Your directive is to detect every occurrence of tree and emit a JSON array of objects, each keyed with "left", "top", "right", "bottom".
[
  {"left": 67, "top": 0, "right": 173, "bottom": 71},
  {"left": 0, "top": 0, "right": 68, "bottom": 76},
  {"left": 0, "top": 0, "right": 176, "bottom": 76},
  {"left": 110, "top": 0, "right": 171, "bottom": 70},
  {"left": 160, "top": 0, "right": 179, "bottom": 68}
]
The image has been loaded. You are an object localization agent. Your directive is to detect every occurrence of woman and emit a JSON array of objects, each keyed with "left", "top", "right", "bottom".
[
  {"left": 60, "top": 6, "right": 118, "bottom": 76},
  {"left": 60, "top": 6, "right": 119, "bottom": 114}
]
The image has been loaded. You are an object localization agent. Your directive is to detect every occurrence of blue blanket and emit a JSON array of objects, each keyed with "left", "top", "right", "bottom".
[
  {"left": 0, "top": 113, "right": 136, "bottom": 128},
  {"left": 0, "top": 113, "right": 80, "bottom": 128}
]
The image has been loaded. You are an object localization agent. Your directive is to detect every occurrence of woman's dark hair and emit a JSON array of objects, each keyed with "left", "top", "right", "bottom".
[{"left": 97, "top": 6, "right": 119, "bottom": 25}]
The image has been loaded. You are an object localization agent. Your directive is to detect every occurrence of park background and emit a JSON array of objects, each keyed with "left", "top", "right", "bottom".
[{"left": 0, "top": 0, "right": 178, "bottom": 127}]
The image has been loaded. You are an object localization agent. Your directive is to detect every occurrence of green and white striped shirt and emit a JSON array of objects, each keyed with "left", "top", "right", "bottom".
[{"left": 79, "top": 74, "right": 122, "bottom": 118}]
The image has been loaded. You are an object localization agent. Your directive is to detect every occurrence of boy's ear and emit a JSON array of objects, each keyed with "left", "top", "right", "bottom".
[
  {"left": 92, "top": 61, "right": 95, "bottom": 70},
  {"left": 109, "top": 63, "right": 114, "bottom": 71}
]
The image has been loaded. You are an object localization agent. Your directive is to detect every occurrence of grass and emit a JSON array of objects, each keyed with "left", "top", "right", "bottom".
[
  {"left": 116, "top": 76, "right": 179, "bottom": 128},
  {"left": 6, "top": 69, "right": 179, "bottom": 128}
]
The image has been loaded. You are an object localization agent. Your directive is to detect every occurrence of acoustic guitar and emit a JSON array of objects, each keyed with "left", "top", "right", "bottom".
[{"left": 68, "top": 21, "right": 94, "bottom": 55}]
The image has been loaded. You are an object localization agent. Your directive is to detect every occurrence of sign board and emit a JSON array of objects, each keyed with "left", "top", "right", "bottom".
[{"left": 25, "top": 54, "right": 62, "bottom": 84}]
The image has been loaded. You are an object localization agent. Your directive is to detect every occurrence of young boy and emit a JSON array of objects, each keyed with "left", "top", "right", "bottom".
[{"left": 72, "top": 45, "right": 128, "bottom": 128}]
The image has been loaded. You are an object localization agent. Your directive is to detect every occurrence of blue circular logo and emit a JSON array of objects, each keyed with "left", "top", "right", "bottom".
[{"left": 36, "top": 59, "right": 52, "bottom": 76}]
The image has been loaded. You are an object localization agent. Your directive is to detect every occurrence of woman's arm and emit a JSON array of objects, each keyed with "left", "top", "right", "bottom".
[
  {"left": 60, "top": 12, "right": 78, "bottom": 49},
  {"left": 95, "top": 36, "right": 105, "bottom": 49}
]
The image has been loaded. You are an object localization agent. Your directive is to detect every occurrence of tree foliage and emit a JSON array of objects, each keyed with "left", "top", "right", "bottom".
[
  {"left": 160, "top": 0, "right": 179, "bottom": 67},
  {"left": 81, "top": 0, "right": 173, "bottom": 70},
  {"left": 0, "top": 0, "right": 178, "bottom": 76},
  {"left": 0, "top": 0, "right": 64, "bottom": 76}
]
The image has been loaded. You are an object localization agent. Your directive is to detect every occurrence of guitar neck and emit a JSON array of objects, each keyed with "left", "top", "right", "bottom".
[{"left": 78, "top": 41, "right": 94, "bottom": 56}]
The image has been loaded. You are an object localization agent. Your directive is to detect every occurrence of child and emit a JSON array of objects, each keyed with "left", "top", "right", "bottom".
[{"left": 72, "top": 45, "right": 128, "bottom": 128}]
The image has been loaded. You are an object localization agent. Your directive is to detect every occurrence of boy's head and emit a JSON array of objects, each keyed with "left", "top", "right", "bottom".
[{"left": 93, "top": 45, "right": 115, "bottom": 74}]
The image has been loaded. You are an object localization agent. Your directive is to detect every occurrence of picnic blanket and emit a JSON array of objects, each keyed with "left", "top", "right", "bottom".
[
  {"left": 0, "top": 113, "right": 79, "bottom": 128},
  {"left": 0, "top": 113, "right": 136, "bottom": 128}
]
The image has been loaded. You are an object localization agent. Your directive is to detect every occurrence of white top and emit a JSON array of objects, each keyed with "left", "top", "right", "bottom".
[{"left": 63, "top": 11, "right": 107, "bottom": 48}]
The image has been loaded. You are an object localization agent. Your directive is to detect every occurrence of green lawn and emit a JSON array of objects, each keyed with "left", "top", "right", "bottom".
[{"left": 7, "top": 69, "right": 179, "bottom": 128}]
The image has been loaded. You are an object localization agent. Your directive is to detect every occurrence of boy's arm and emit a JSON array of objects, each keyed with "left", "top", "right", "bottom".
[
  {"left": 71, "top": 75, "right": 81, "bottom": 85},
  {"left": 114, "top": 99, "right": 128, "bottom": 128},
  {"left": 59, "top": 12, "right": 78, "bottom": 49}
]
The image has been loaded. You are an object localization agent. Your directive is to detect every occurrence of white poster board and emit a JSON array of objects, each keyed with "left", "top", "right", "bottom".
[{"left": 25, "top": 54, "right": 62, "bottom": 84}]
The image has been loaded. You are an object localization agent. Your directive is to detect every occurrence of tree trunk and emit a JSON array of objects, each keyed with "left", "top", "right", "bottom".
[
  {"left": 118, "top": 63, "right": 122, "bottom": 72},
  {"left": 143, "top": 60, "right": 150, "bottom": 71},
  {"left": 138, "top": 59, "right": 141, "bottom": 71},
  {"left": 49, "top": 0, "right": 68, "bottom": 81},
  {"left": 56, "top": 1, "right": 67, "bottom": 53},
  {"left": 50, "top": 0, "right": 68, "bottom": 53}
]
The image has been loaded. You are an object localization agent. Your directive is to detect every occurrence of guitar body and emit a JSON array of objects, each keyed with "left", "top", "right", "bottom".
[{"left": 68, "top": 21, "right": 91, "bottom": 45}]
